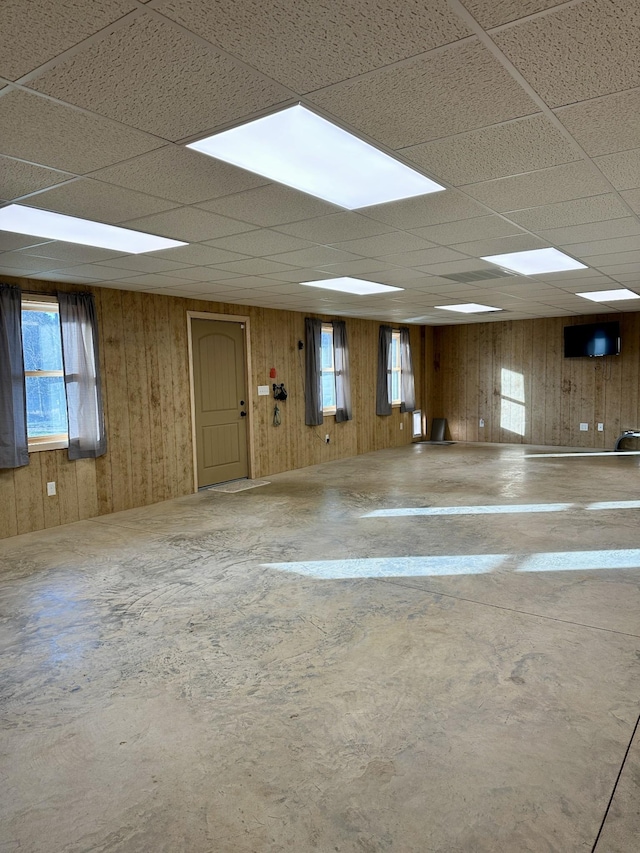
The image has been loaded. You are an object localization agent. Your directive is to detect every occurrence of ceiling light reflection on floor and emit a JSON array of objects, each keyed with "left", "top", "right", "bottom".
[
  {"left": 363, "top": 503, "right": 574, "bottom": 518},
  {"left": 265, "top": 554, "right": 505, "bottom": 579},
  {"left": 518, "top": 549, "right": 640, "bottom": 572}
]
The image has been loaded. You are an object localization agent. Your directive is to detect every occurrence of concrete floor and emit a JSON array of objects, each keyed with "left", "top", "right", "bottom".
[{"left": 1, "top": 442, "right": 639, "bottom": 852}]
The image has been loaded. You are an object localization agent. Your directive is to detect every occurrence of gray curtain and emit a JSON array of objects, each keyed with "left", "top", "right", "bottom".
[
  {"left": 333, "top": 320, "right": 352, "bottom": 423},
  {"left": 399, "top": 326, "right": 416, "bottom": 413},
  {"left": 376, "top": 325, "right": 392, "bottom": 416},
  {"left": 304, "top": 317, "right": 323, "bottom": 426},
  {"left": 0, "top": 284, "right": 29, "bottom": 469},
  {"left": 58, "top": 291, "right": 107, "bottom": 460}
]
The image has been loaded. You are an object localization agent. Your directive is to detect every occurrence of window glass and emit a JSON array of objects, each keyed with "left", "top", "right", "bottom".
[
  {"left": 321, "top": 324, "right": 336, "bottom": 413},
  {"left": 388, "top": 329, "right": 402, "bottom": 405},
  {"left": 25, "top": 376, "right": 68, "bottom": 437},
  {"left": 22, "top": 308, "right": 64, "bottom": 371},
  {"left": 21, "top": 300, "right": 69, "bottom": 445}
]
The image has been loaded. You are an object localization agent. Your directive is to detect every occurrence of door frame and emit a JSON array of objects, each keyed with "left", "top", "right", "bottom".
[{"left": 186, "top": 311, "right": 255, "bottom": 492}]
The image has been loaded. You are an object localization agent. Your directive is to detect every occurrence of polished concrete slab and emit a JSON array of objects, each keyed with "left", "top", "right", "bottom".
[{"left": 1, "top": 442, "right": 639, "bottom": 852}]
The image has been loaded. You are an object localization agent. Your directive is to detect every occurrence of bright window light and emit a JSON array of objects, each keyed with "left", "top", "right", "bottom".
[
  {"left": 186, "top": 105, "right": 446, "bottom": 209},
  {"left": 0, "top": 204, "right": 186, "bottom": 254},
  {"left": 434, "top": 303, "right": 502, "bottom": 313},
  {"left": 518, "top": 549, "right": 640, "bottom": 572},
  {"left": 301, "top": 277, "right": 403, "bottom": 295},
  {"left": 576, "top": 288, "right": 640, "bottom": 302},
  {"left": 482, "top": 247, "right": 587, "bottom": 275}
]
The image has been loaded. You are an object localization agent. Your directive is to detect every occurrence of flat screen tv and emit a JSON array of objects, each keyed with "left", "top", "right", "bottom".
[{"left": 563, "top": 321, "right": 620, "bottom": 358}]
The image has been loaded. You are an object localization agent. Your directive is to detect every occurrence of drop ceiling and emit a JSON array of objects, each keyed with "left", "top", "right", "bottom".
[{"left": 1, "top": 0, "right": 639, "bottom": 325}]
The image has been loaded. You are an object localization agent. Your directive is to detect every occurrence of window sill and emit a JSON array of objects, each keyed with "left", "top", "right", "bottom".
[{"left": 28, "top": 439, "right": 69, "bottom": 453}]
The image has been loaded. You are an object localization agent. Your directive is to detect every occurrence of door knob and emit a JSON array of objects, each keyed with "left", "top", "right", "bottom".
[{"left": 240, "top": 411, "right": 247, "bottom": 417}]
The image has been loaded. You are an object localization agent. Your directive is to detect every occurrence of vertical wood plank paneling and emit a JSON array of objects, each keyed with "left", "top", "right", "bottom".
[
  {"left": 41, "top": 450, "right": 61, "bottom": 529},
  {"left": 121, "top": 290, "right": 153, "bottom": 509},
  {"left": 0, "top": 470, "right": 18, "bottom": 539},
  {"left": 14, "top": 452, "right": 44, "bottom": 535},
  {"left": 433, "top": 312, "right": 640, "bottom": 450}
]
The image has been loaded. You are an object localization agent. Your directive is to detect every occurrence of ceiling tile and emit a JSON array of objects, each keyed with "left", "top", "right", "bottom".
[
  {"left": 555, "top": 89, "right": 640, "bottom": 157},
  {"left": 0, "top": 0, "right": 136, "bottom": 80},
  {"left": 0, "top": 89, "right": 164, "bottom": 174},
  {"left": 0, "top": 233, "right": 49, "bottom": 252},
  {"left": 309, "top": 41, "right": 538, "bottom": 149},
  {"left": 593, "top": 262, "right": 640, "bottom": 275},
  {"left": 460, "top": 1, "right": 570, "bottom": 29},
  {"left": 28, "top": 178, "right": 177, "bottom": 222},
  {"left": 122, "top": 207, "right": 254, "bottom": 241},
  {"left": 580, "top": 251, "right": 640, "bottom": 268},
  {"left": 266, "top": 246, "right": 362, "bottom": 267},
  {"left": 363, "top": 191, "right": 487, "bottom": 229},
  {"left": 100, "top": 272, "right": 197, "bottom": 287},
  {"left": 204, "top": 229, "right": 315, "bottom": 257},
  {"left": 462, "top": 162, "right": 611, "bottom": 212},
  {"left": 378, "top": 247, "right": 466, "bottom": 267},
  {"left": 594, "top": 149, "right": 640, "bottom": 191},
  {"left": 160, "top": 0, "right": 471, "bottom": 91},
  {"left": 508, "top": 194, "right": 631, "bottom": 230},
  {"left": 329, "top": 231, "right": 437, "bottom": 256},
  {"left": 255, "top": 268, "right": 341, "bottom": 283},
  {"left": 402, "top": 114, "right": 578, "bottom": 185},
  {"left": 494, "top": 0, "right": 640, "bottom": 107},
  {"left": 620, "top": 188, "right": 640, "bottom": 215},
  {"left": 146, "top": 243, "right": 249, "bottom": 266},
  {"left": 368, "top": 269, "right": 434, "bottom": 284},
  {"left": 559, "top": 235, "right": 640, "bottom": 260},
  {"left": 39, "top": 263, "right": 120, "bottom": 279},
  {"left": 276, "top": 213, "right": 393, "bottom": 244},
  {"left": 451, "top": 234, "right": 549, "bottom": 257},
  {"left": 316, "top": 259, "right": 403, "bottom": 276},
  {"left": 411, "top": 215, "right": 524, "bottom": 244},
  {"left": 12, "top": 242, "right": 125, "bottom": 263},
  {"left": 0, "top": 252, "right": 62, "bottom": 272},
  {"left": 197, "top": 184, "right": 341, "bottom": 227},
  {"left": 28, "top": 15, "right": 289, "bottom": 139},
  {"left": 538, "top": 217, "right": 640, "bottom": 245},
  {"left": 212, "top": 258, "right": 296, "bottom": 276},
  {"left": 91, "top": 145, "right": 267, "bottom": 205},
  {"left": 416, "top": 258, "right": 498, "bottom": 276},
  {"left": 95, "top": 255, "right": 192, "bottom": 274},
  {"left": 0, "top": 156, "right": 72, "bottom": 198}
]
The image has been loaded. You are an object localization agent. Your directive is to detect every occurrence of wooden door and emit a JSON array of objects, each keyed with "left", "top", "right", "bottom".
[{"left": 192, "top": 319, "right": 248, "bottom": 487}]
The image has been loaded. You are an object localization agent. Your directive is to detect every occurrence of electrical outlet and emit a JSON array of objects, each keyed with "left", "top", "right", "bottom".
[
  {"left": 47, "top": 481, "right": 56, "bottom": 496},
  {"left": 579, "top": 423, "right": 589, "bottom": 431},
  {"left": 597, "top": 423, "right": 604, "bottom": 432},
  {"left": 325, "top": 434, "right": 330, "bottom": 444},
  {"left": 479, "top": 418, "right": 485, "bottom": 428},
  {"left": 400, "top": 422, "right": 404, "bottom": 430}
]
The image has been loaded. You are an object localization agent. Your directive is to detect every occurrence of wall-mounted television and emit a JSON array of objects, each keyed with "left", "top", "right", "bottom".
[{"left": 563, "top": 321, "right": 620, "bottom": 358}]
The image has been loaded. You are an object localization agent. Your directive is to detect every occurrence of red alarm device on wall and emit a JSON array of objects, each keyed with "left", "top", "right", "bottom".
[{"left": 269, "top": 367, "right": 277, "bottom": 378}]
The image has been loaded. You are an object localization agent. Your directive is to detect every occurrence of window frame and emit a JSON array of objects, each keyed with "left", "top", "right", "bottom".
[
  {"left": 320, "top": 322, "right": 337, "bottom": 415},
  {"left": 21, "top": 294, "right": 69, "bottom": 453},
  {"left": 389, "top": 328, "right": 402, "bottom": 407}
]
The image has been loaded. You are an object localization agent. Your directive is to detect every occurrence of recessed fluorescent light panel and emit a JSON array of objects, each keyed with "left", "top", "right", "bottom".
[
  {"left": 482, "top": 247, "right": 587, "bottom": 275},
  {"left": 301, "top": 277, "right": 403, "bottom": 296},
  {"left": 187, "top": 105, "right": 445, "bottom": 209},
  {"left": 0, "top": 204, "right": 186, "bottom": 253},
  {"left": 434, "top": 303, "right": 502, "bottom": 314},
  {"left": 576, "top": 288, "right": 640, "bottom": 302}
]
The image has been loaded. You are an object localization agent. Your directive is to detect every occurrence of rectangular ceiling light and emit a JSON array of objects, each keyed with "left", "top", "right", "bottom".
[
  {"left": 434, "top": 303, "right": 502, "bottom": 313},
  {"left": 0, "top": 204, "right": 186, "bottom": 254},
  {"left": 187, "top": 105, "right": 445, "bottom": 209},
  {"left": 576, "top": 288, "right": 640, "bottom": 302},
  {"left": 482, "top": 247, "right": 587, "bottom": 275},
  {"left": 301, "top": 277, "right": 403, "bottom": 295}
]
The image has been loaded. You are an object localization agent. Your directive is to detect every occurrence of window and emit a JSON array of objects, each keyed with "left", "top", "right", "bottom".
[
  {"left": 321, "top": 323, "right": 337, "bottom": 414},
  {"left": 389, "top": 329, "right": 401, "bottom": 406},
  {"left": 21, "top": 296, "right": 69, "bottom": 451}
]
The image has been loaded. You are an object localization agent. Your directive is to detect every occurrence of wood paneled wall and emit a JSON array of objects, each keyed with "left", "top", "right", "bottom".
[
  {"left": 431, "top": 313, "right": 640, "bottom": 448},
  {"left": 0, "top": 277, "right": 422, "bottom": 539}
]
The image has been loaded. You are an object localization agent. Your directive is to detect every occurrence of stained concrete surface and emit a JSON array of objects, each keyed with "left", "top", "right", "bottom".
[{"left": 1, "top": 442, "right": 639, "bottom": 852}]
